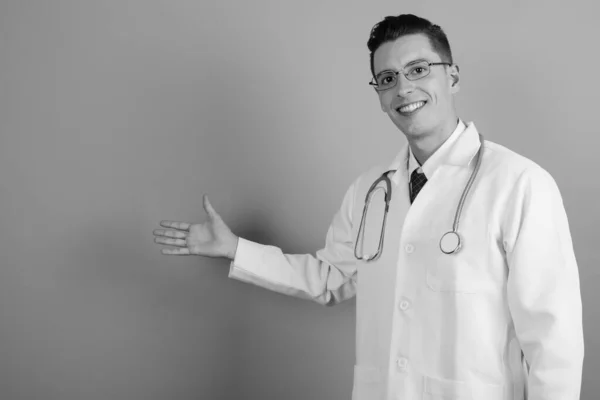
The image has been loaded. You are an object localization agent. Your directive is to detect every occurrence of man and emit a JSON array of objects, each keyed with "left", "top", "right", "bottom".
[{"left": 153, "top": 14, "right": 584, "bottom": 400}]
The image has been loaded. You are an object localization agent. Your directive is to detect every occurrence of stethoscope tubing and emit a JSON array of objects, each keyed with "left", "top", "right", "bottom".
[
  {"left": 439, "top": 134, "right": 484, "bottom": 254},
  {"left": 354, "top": 134, "right": 485, "bottom": 260},
  {"left": 451, "top": 134, "right": 484, "bottom": 234},
  {"left": 354, "top": 175, "right": 392, "bottom": 261}
]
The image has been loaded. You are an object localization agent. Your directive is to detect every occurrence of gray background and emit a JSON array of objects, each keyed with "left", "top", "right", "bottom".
[{"left": 0, "top": 0, "right": 597, "bottom": 399}]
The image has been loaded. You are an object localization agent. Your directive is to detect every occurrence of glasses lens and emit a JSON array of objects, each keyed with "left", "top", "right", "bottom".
[
  {"left": 405, "top": 62, "right": 430, "bottom": 81},
  {"left": 376, "top": 72, "right": 397, "bottom": 90}
]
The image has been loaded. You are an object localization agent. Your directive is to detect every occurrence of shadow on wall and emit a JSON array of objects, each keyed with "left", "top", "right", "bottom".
[{"left": 52, "top": 207, "right": 278, "bottom": 398}]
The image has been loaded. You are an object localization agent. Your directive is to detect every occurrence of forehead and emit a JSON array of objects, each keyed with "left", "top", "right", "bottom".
[{"left": 373, "top": 34, "right": 440, "bottom": 75}]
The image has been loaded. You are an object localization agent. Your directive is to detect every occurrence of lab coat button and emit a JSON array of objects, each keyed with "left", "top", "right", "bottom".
[
  {"left": 399, "top": 300, "right": 411, "bottom": 311},
  {"left": 405, "top": 244, "right": 414, "bottom": 253},
  {"left": 396, "top": 357, "right": 408, "bottom": 370}
]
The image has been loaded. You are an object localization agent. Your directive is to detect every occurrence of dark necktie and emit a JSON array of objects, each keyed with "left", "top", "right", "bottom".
[{"left": 409, "top": 169, "right": 428, "bottom": 203}]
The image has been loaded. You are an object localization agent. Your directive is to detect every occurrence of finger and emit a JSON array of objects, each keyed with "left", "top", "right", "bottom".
[
  {"left": 203, "top": 195, "right": 218, "bottom": 219},
  {"left": 153, "top": 229, "right": 186, "bottom": 239},
  {"left": 155, "top": 237, "right": 187, "bottom": 247},
  {"left": 161, "top": 248, "right": 190, "bottom": 255},
  {"left": 159, "top": 221, "right": 191, "bottom": 231}
]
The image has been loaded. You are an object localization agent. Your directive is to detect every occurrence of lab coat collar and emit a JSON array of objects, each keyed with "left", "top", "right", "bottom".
[
  {"left": 444, "top": 121, "right": 483, "bottom": 167},
  {"left": 386, "top": 121, "right": 482, "bottom": 185},
  {"left": 407, "top": 119, "right": 467, "bottom": 179}
]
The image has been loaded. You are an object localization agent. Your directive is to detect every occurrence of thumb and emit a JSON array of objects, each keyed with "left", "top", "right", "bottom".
[{"left": 203, "top": 194, "right": 219, "bottom": 219}]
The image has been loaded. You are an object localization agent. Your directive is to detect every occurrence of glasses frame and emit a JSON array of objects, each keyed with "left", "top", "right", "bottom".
[{"left": 369, "top": 61, "right": 453, "bottom": 92}]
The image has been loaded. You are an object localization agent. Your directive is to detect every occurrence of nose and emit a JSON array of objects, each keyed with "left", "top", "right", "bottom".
[{"left": 395, "top": 74, "right": 416, "bottom": 96}]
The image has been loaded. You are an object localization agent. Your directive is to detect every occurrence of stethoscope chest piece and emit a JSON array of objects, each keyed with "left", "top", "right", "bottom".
[{"left": 440, "top": 231, "right": 461, "bottom": 254}]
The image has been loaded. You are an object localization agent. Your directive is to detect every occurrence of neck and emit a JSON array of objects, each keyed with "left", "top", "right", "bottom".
[{"left": 408, "top": 117, "right": 459, "bottom": 165}]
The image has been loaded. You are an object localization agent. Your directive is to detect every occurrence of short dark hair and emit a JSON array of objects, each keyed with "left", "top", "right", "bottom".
[{"left": 367, "top": 14, "right": 453, "bottom": 77}]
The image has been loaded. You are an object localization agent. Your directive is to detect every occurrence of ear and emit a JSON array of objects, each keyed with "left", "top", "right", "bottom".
[{"left": 449, "top": 64, "right": 460, "bottom": 94}]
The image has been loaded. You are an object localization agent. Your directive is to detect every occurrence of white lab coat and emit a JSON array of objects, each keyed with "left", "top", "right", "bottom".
[{"left": 228, "top": 121, "right": 584, "bottom": 400}]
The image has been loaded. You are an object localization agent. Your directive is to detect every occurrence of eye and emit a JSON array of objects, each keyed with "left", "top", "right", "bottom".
[
  {"left": 378, "top": 73, "right": 396, "bottom": 86},
  {"left": 408, "top": 65, "right": 429, "bottom": 78}
]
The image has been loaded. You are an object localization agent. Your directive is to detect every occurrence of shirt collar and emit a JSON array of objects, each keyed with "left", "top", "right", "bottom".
[
  {"left": 407, "top": 119, "right": 466, "bottom": 179},
  {"left": 385, "top": 120, "right": 482, "bottom": 186}
]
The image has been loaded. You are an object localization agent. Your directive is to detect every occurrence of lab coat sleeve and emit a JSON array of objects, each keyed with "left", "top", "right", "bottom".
[
  {"left": 227, "top": 180, "right": 358, "bottom": 306},
  {"left": 503, "top": 166, "right": 584, "bottom": 400}
]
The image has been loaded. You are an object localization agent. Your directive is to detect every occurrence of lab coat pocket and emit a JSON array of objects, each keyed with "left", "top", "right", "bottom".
[
  {"left": 352, "top": 365, "right": 384, "bottom": 400},
  {"left": 422, "top": 375, "right": 504, "bottom": 400}
]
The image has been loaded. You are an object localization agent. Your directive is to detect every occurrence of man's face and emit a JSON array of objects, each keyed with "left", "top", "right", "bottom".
[{"left": 372, "top": 34, "right": 460, "bottom": 139}]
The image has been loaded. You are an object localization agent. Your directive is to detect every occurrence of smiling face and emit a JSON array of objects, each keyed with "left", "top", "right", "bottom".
[{"left": 373, "top": 33, "right": 460, "bottom": 142}]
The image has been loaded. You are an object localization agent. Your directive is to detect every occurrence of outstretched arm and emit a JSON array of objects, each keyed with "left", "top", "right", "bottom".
[
  {"left": 228, "top": 181, "right": 359, "bottom": 306},
  {"left": 153, "top": 182, "right": 359, "bottom": 306}
]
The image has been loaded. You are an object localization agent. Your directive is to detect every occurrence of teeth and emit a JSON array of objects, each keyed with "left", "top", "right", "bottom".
[{"left": 398, "top": 101, "right": 425, "bottom": 113}]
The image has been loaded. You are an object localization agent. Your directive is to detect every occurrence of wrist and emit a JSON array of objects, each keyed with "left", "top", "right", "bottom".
[{"left": 228, "top": 236, "right": 240, "bottom": 260}]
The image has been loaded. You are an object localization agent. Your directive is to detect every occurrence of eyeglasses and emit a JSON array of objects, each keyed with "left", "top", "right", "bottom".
[{"left": 369, "top": 60, "right": 452, "bottom": 92}]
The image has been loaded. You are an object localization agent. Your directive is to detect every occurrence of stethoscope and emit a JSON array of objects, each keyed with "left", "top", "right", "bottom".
[{"left": 354, "top": 134, "right": 484, "bottom": 261}]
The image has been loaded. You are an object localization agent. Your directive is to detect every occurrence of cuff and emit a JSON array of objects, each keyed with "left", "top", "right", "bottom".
[{"left": 228, "top": 237, "right": 266, "bottom": 279}]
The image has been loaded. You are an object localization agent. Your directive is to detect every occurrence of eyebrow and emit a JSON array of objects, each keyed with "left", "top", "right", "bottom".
[{"left": 375, "top": 58, "right": 429, "bottom": 77}]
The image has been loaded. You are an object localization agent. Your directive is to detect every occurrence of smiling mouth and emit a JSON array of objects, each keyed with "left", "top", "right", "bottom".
[{"left": 396, "top": 101, "right": 427, "bottom": 114}]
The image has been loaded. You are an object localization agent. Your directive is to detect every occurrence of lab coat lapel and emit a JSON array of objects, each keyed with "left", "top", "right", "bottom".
[
  {"left": 444, "top": 122, "right": 483, "bottom": 168},
  {"left": 390, "top": 146, "right": 411, "bottom": 216},
  {"left": 368, "top": 145, "right": 411, "bottom": 286},
  {"left": 406, "top": 123, "right": 483, "bottom": 213},
  {"left": 352, "top": 147, "right": 411, "bottom": 370}
]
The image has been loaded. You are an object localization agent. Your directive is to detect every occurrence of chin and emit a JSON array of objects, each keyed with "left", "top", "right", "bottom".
[
  {"left": 390, "top": 114, "right": 429, "bottom": 136},
  {"left": 394, "top": 121, "right": 431, "bottom": 139}
]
